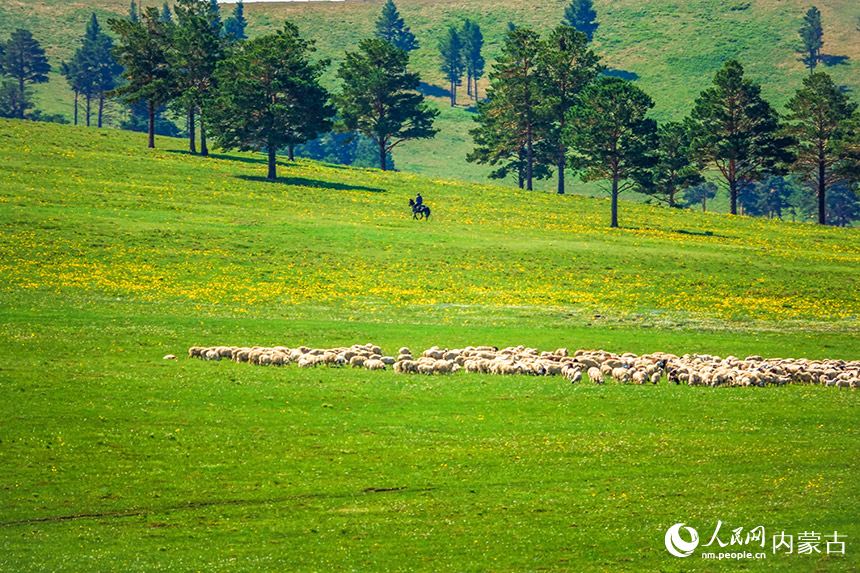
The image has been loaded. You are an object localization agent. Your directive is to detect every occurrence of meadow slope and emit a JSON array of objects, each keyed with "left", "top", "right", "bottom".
[
  {"left": 0, "top": 120, "right": 858, "bottom": 570},
  {"left": 2, "top": 0, "right": 860, "bottom": 190}
]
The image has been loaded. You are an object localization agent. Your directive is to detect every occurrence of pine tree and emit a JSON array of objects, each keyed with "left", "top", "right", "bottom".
[
  {"left": 687, "top": 60, "right": 794, "bottom": 215},
  {"left": 108, "top": 8, "right": 175, "bottom": 148},
  {"left": 0, "top": 29, "right": 51, "bottom": 119},
  {"left": 467, "top": 28, "right": 556, "bottom": 190},
  {"left": 784, "top": 71, "right": 859, "bottom": 225},
  {"left": 485, "top": 28, "right": 546, "bottom": 190},
  {"left": 567, "top": 77, "right": 657, "bottom": 228},
  {"left": 224, "top": 1, "right": 248, "bottom": 42},
  {"left": 460, "top": 19, "right": 484, "bottom": 100},
  {"left": 798, "top": 6, "right": 823, "bottom": 74},
  {"left": 438, "top": 25, "right": 464, "bottom": 106},
  {"left": 634, "top": 121, "right": 703, "bottom": 207},
  {"left": 563, "top": 0, "right": 598, "bottom": 42},
  {"left": 209, "top": 23, "right": 335, "bottom": 179},
  {"left": 537, "top": 25, "right": 601, "bottom": 194},
  {"left": 172, "top": 0, "right": 229, "bottom": 155},
  {"left": 335, "top": 38, "right": 438, "bottom": 171},
  {"left": 161, "top": 2, "right": 172, "bottom": 23},
  {"left": 682, "top": 181, "right": 718, "bottom": 212},
  {"left": 374, "top": 0, "right": 418, "bottom": 53},
  {"left": 129, "top": 0, "right": 139, "bottom": 22}
]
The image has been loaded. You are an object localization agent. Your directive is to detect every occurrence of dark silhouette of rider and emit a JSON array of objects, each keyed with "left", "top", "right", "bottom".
[{"left": 415, "top": 193, "right": 423, "bottom": 207}]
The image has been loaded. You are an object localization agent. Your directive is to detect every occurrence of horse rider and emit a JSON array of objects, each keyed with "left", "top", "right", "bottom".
[{"left": 414, "top": 193, "right": 423, "bottom": 207}]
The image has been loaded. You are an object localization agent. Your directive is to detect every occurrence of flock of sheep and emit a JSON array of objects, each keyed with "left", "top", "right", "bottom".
[{"left": 187, "top": 343, "right": 859, "bottom": 388}]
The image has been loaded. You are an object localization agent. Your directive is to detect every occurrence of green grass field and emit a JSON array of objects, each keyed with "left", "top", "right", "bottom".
[
  {"left": 3, "top": 0, "right": 859, "bottom": 194},
  {"left": 0, "top": 119, "right": 858, "bottom": 570}
]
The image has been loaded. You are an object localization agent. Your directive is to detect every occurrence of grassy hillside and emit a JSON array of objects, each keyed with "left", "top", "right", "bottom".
[
  {"left": 1, "top": 118, "right": 859, "bottom": 569},
  {"left": 3, "top": 0, "right": 860, "bottom": 194}
]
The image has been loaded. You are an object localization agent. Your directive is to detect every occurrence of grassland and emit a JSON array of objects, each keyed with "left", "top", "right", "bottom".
[
  {"left": 3, "top": 0, "right": 860, "bottom": 193},
  {"left": 0, "top": 119, "right": 859, "bottom": 570}
]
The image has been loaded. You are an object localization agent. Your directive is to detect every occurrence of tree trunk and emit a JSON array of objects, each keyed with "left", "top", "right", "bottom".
[
  {"left": 668, "top": 189, "right": 676, "bottom": 208},
  {"left": 466, "top": 71, "right": 472, "bottom": 97},
  {"left": 98, "top": 92, "right": 104, "bottom": 128},
  {"left": 818, "top": 159, "right": 827, "bottom": 225},
  {"left": 288, "top": 143, "right": 295, "bottom": 161},
  {"left": 517, "top": 148, "right": 525, "bottom": 189},
  {"left": 702, "top": 196, "right": 707, "bottom": 212},
  {"left": 267, "top": 145, "right": 277, "bottom": 179},
  {"left": 379, "top": 140, "right": 387, "bottom": 171},
  {"left": 18, "top": 77, "right": 25, "bottom": 119},
  {"left": 525, "top": 126, "right": 533, "bottom": 191},
  {"left": 85, "top": 93, "right": 91, "bottom": 127},
  {"left": 729, "top": 180, "right": 738, "bottom": 215},
  {"left": 450, "top": 81, "right": 456, "bottom": 107},
  {"left": 73, "top": 90, "right": 78, "bottom": 126},
  {"left": 557, "top": 144, "right": 565, "bottom": 194},
  {"left": 200, "top": 114, "right": 208, "bottom": 157},
  {"left": 610, "top": 170, "right": 619, "bottom": 228},
  {"left": 188, "top": 107, "right": 196, "bottom": 154},
  {"left": 148, "top": 101, "right": 156, "bottom": 148}
]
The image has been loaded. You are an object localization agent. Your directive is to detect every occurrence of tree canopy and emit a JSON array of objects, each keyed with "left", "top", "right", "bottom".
[
  {"left": 567, "top": 76, "right": 657, "bottom": 227},
  {"left": 687, "top": 60, "right": 794, "bottom": 215},
  {"left": 784, "top": 71, "right": 860, "bottom": 224},
  {"left": 374, "top": 0, "right": 418, "bottom": 53},
  {"left": 209, "top": 23, "right": 334, "bottom": 179},
  {"left": 334, "top": 38, "right": 437, "bottom": 171},
  {"left": 798, "top": 6, "right": 823, "bottom": 74},
  {"left": 0, "top": 29, "right": 51, "bottom": 119},
  {"left": 109, "top": 7, "right": 175, "bottom": 148}
]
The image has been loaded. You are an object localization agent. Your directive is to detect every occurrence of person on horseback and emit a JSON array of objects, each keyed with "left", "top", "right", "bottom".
[{"left": 415, "top": 193, "right": 423, "bottom": 207}]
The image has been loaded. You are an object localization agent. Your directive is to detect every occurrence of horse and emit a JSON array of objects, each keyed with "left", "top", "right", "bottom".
[{"left": 409, "top": 198, "right": 431, "bottom": 220}]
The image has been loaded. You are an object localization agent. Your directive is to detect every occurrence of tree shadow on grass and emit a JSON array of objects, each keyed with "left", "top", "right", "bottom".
[
  {"left": 821, "top": 54, "right": 850, "bottom": 68},
  {"left": 237, "top": 174, "right": 385, "bottom": 193},
  {"left": 418, "top": 81, "right": 450, "bottom": 98},
  {"left": 604, "top": 68, "right": 640, "bottom": 81},
  {"left": 165, "top": 149, "right": 266, "bottom": 166},
  {"left": 622, "top": 226, "right": 728, "bottom": 239}
]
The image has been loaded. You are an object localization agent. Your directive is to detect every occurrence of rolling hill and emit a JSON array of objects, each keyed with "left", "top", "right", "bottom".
[
  {"left": 2, "top": 0, "right": 860, "bottom": 194},
  {"left": 0, "top": 118, "right": 858, "bottom": 570}
]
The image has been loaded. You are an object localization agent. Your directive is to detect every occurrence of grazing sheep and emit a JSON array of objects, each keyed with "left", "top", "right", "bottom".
[
  {"left": 349, "top": 356, "right": 366, "bottom": 368},
  {"left": 188, "top": 346, "right": 205, "bottom": 359},
  {"left": 587, "top": 367, "right": 604, "bottom": 385},
  {"left": 364, "top": 359, "right": 386, "bottom": 371}
]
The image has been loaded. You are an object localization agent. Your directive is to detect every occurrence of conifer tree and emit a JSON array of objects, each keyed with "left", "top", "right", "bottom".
[
  {"left": 172, "top": 0, "right": 229, "bottom": 155},
  {"left": 460, "top": 19, "right": 484, "bottom": 100},
  {"left": 687, "top": 60, "right": 794, "bottom": 215},
  {"left": 161, "top": 2, "right": 172, "bottom": 23},
  {"left": 438, "top": 25, "right": 464, "bottom": 106},
  {"left": 374, "top": 0, "right": 418, "bottom": 53},
  {"left": 224, "top": 1, "right": 248, "bottom": 42},
  {"left": 109, "top": 8, "right": 175, "bottom": 148},
  {"left": 0, "top": 29, "right": 51, "bottom": 119},
  {"left": 634, "top": 121, "right": 704, "bottom": 207},
  {"left": 129, "top": 1, "right": 139, "bottom": 22},
  {"left": 335, "top": 38, "right": 437, "bottom": 171},
  {"left": 798, "top": 6, "right": 823, "bottom": 74},
  {"left": 567, "top": 76, "right": 657, "bottom": 227},
  {"left": 563, "top": 0, "right": 598, "bottom": 42},
  {"left": 468, "top": 28, "right": 555, "bottom": 190},
  {"left": 537, "top": 25, "right": 600, "bottom": 194},
  {"left": 784, "top": 71, "right": 860, "bottom": 225},
  {"left": 209, "top": 23, "right": 335, "bottom": 179}
]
